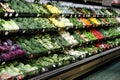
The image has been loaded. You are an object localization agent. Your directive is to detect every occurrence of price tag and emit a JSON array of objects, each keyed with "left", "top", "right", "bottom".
[
  {"left": 71, "top": 45, "right": 73, "bottom": 48},
  {"left": 52, "top": 64, "right": 56, "bottom": 68},
  {"left": 79, "top": 14, "right": 81, "bottom": 17},
  {"left": 66, "top": 27, "right": 69, "bottom": 30},
  {"left": 89, "top": 53, "right": 92, "bottom": 56},
  {"left": 4, "top": 13, "right": 8, "bottom": 17},
  {"left": 41, "top": 67, "right": 46, "bottom": 72},
  {"left": 83, "top": 14, "right": 85, "bottom": 17},
  {"left": 42, "top": 29, "right": 45, "bottom": 32},
  {"left": 48, "top": 51, "right": 51, "bottom": 54},
  {"left": 62, "top": 47, "right": 65, "bottom": 50},
  {"left": 74, "top": 14, "right": 77, "bottom": 18},
  {"left": 37, "top": 14, "right": 40, "bottom": 17},
  {"left": 97, "top": 15, "right": 100, "bottom": 17},
  {"left": 2, "top": 62, "right": 5, "bottom": 65},
  {"left": 75, "top": 26, "right": 78, "bottom": 29},
  {"left": 70, "top": 14, "right": 73, "bottom": 17},
  {"left": 62, "top": 14, "right": 64, "bottom": 17},
  {"left": 9, "top": 13, "right": 13, "bottom": 17},
  {"left": 15, "top": 13, "right": 19, "bottom": 17},
  {"left": 5, "top": 31, "right": 9, "bottom": 35},
  {"left": 22, "top": 30, "right": 26, "bottom": 33},
  {"left": 58, "top": 62, "right": 62, "bottom": 66},
  {"left": 87, "top": 15, "right": 90, "bottom": 17},
  {"left": 72, "top": 57, "right": 76, "bottom": 61}
]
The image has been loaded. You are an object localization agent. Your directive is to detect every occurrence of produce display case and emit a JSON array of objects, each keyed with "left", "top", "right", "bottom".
[{"left": 0, "top": 0, "right": 120, "bottom": 80}]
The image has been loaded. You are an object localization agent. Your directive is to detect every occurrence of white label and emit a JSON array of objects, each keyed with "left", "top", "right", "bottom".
[
  {"left": 2, "top": 62, "right": 5, "bottom": 65},
  {"left": 9, "top": 13, "right": 13, "bottom": 17},
  {"left": 15, "top": 13, "right": 19, "bottom": 17},
  {"left": 66, "top": 27, "right": 69, "bottom": 30},
  {"left": 4, "top": 13, "right": 8, "bottom": 17},
  {"left": 42, "top": 68, "right": 46, "bottom": 72},
  {"left": 5, "top": 31, "right": 9, "bottom": 35},
  {"left": 75, "top": 14, "right": 77, "bottom": 17},
  {"left": 71, "top": 45, "right": 73, "bottom": 48},
  {"left": 48, "top": 51, "right": 51, "bottom": 54},
  {"left": 42, "top": 29, "right": 45, "bottom": 32},
  {"left": 22, "top": 30, "right": 26, "bottom": 33},
  {"left": 37, "top": 14, "right": 40, "bottom": 17},
  {"left": 53, "top": 64, "right": 56, "bottom": 67},
  {"left": 62, "top": 14, "right": 64, "bottom": 17},
  {"left": 79, "top": 14, "right": 81, "bottom": 17},
  {"left": 58, "top": 62, "right": 62, "bottom": 66}
]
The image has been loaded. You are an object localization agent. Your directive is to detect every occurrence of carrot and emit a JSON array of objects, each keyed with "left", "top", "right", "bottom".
[{"left": 80, "top": 18, "right": 92, "bottom": 27}]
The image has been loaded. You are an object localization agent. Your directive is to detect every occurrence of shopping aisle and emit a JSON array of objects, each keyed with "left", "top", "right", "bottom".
[{"left": 76, "top": 58, "right": 120, "bottom": 80}]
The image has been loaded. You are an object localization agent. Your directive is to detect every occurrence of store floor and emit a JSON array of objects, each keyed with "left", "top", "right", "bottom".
[{"left": 75, "top": 58, "right": 120, "bottom": 80}]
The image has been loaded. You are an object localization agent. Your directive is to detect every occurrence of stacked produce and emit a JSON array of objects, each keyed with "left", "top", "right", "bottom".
[
  {"left": 70, "top": 30, "right": 97, "bottom": 43},
  {"left": 64, "top": 44, "right": 102, "bottom": 58},
  {"left": 50, "top": 2, "right": 118, "bottom": 17},
  {"left": 90, "top": 29, "right": 104, "bottom": 39},
  {"left": 99, "top": 27, "right": 120, "bottom": 37},
  {"left": 50, "top": 17, "right": 74, "bottom": 29},
  {"left": 80, "top": 18, "right": 92, "bottom": 27},
  {"left": 89, "top": 18, "right": 101, "bottom": 26},
  {"left": 45, "top": 4, "right": 61, "bottom": 14},
  {"left": 0, "top": 54, "right": 72, "bottom": 80},
  {"left": 0, "top": 4, "right": 7, "bottom": 12},
  {"left": 52, "top": 2, "right": 74, "bottom": 14},
  {"left": 105, "top": 18, "right": 119, "bottom": 25},
  {"left": 13, "top": 18, "right": 56, "bottom": 30},
  {"left": 70, "top": 31, "right": 86, "bottom": 44},
  {"left": 0, "top": 1, "right": 119, "bottom": 80},
  {"left": 0, "top": 17, "right": 119, "bottom": 33},
  {"left": 0, "top": 39, "right": 25, "bottom": 61},
  {"left": 59, "top": 31, "right": 79, "bottom": 46},
  {"left": 14, "top": 33, "right": 77, "bottom": 57},
  {"left": 101, "top": 8, "right": 118, "bottom": 16},
  {"left": 69, "top": 18, "right": 83, "bottom": 28},
  {"left": 0, "top": 2, "right": 14, "bottom": 12},
  {"left": 0, "top": 62, "right": 38, "bottom": 80},
  {"left": 58, "top": 17, "right": 73, "bottom": 28},
  {"left": 15, "top": 34, "right": 60, "bottom": 57},
  {"left": 94, "top": 43, "right": 111, "bottom": 50},
  {"left": 49, "top": 18, "right": 66, "bottom": 28},
  {"left": 7, "top": 0, "right": 50, "bottom": 14},
  {"left": 107, "top": 38, "right": 120, "bottom": 46},
  {"left": 64, "top": 49, "right": 87, "bottom": 58},
  {"left": 0, "top": 18, "right": 56, "bottom": 32}
]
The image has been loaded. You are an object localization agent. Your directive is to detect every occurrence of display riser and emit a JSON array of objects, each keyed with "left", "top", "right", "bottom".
[{"left": 48, "top": 49, "right": 120, "bottom": 80}]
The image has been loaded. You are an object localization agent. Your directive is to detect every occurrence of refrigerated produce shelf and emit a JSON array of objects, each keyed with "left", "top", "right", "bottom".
[{"left": 28, "top": 46, "right": 120, "bottom": 80}]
